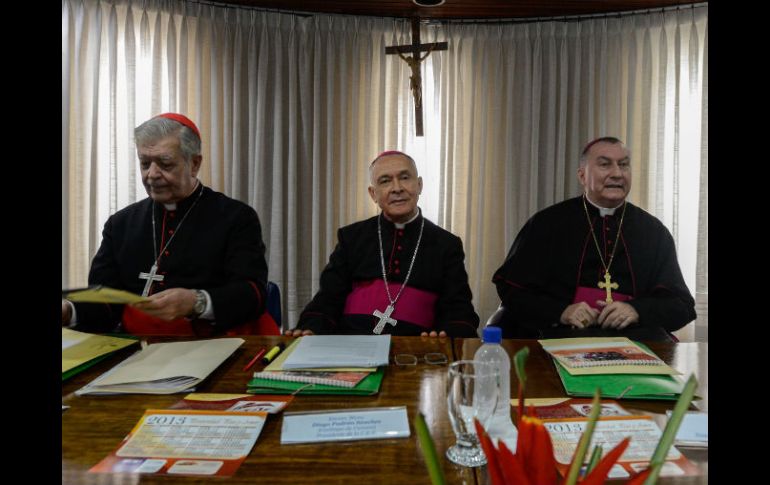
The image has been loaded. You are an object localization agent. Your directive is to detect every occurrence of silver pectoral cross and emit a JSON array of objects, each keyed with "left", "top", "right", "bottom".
[
  {"left": 598, "top": 271, "right": 619, "bottom": 304},
  {"left": 372, "top": 304, "right": 398, "bottom": 334},
  {"left": 138, "top": 263, "right": 164, "bottom": 297}
]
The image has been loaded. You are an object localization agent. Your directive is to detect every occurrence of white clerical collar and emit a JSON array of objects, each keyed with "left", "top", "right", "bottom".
[
  {"left": 394, "top": 208, "right": 421, "bottom": 229},
  {"left": 585, "top": 194, "right": 623, "bottom": 217},
  {"left": 163, "top": 180, "right": 201, "bottom": 211}
]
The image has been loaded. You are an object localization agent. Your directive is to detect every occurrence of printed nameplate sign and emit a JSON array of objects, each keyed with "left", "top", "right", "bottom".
[{"left": 280, "top": 406, "right": 410, "bottom": 444}]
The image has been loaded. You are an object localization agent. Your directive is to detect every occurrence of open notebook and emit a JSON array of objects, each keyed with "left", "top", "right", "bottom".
[{"left": 76, "top": 338, "right": 243, "bottom": 395}]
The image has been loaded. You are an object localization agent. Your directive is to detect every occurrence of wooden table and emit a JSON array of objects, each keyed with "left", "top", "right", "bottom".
[
  {"left": 62, "top": 337, "right": 708, "bottom": 484},
  {"left": 62, "top": 336, "right": 477, "bottom": 485}
]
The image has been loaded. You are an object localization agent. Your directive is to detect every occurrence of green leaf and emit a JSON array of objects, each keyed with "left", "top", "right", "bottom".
[
  {"left": 644, "top": 374, "right": 698, "bottom": 485},
  {"left": 414, "top": 412, "right": 446, "bottom": 485},
  {"left": 513, "top": 346, "right": 531, "bottom": 422},
  {"left": 586, "top": 444, "right": 603, "bottom": 474},
  {"left": 564, "top": 389, "right": 603, "bottom": 485},
  {"left": 513, "top": 346, "right": 530, "bottom": 390}
]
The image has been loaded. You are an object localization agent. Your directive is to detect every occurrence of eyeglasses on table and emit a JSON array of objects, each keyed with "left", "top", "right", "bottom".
[{"left": 392, "top": 353, "right": 448, "bottom": 366}]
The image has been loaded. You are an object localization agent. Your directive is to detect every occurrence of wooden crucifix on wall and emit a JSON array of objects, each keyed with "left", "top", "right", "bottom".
[{"left": 386, "top": 18, "right": 447, "bottom": 137}]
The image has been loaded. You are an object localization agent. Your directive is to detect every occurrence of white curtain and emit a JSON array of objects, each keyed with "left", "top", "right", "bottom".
[
  {"left": 62, "top": 0, "right": 707, "bottom": 340},
  {"left": 423, "top": 6, "right": 708, "bottom": 340},
  {"left": 63, "top": 0, "right": 422, "bottom": 326}
]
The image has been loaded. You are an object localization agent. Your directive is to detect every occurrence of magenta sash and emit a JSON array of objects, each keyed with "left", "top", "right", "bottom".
[
  {"left": 573, "top": 286, "right": 632, "bottom": 311},
  {"left": 344, "top": 280, "right": 437, "bottom": 329}
]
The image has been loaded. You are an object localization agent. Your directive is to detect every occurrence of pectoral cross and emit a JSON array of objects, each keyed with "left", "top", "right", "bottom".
[
  {"left": 138, "top": 263, "right": 164, "bottom": 297},
  {"left": 373, "top": 304, "right": 398, "bottom": 334},
  {"left": 386, "top": 18, "right": 447, "bottom": 136},
  {"left": 598, "top": 271, "right": 619, "bottom": 304}
]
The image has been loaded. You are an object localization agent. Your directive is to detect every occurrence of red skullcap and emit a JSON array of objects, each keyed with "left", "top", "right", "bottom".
[
  {"left": 371, "top": 150, "right": 412, "bottom": 166},
  {"left": 155, "top": 113, "right": 201, "bottom": 140}
]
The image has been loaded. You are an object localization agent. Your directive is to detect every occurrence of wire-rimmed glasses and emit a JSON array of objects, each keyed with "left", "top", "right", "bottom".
[{"left": 393, "top": 353, "right": 448, "bottom": 365}]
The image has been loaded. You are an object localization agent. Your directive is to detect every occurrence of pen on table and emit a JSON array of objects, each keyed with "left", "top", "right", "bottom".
[
  {"left": 262, "top": 342, "right": 286, "bottom": 365},
  {"left": 243, "top": 348, "right": 267, "bottom": 372}
]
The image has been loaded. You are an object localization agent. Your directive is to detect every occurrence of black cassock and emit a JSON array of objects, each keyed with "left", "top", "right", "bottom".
[
  {"left": 492, "top": 196, "right": 695, "bottom": 340},
  {"left": 73, "top": 183, "right": 268, "bottom": 333},
  {"left": 298, "top": 213, "right": 479, "bottom": 337}
]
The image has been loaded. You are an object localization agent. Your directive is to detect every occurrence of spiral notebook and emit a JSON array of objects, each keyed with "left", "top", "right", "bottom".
[
  {"left": 540, "top": 337, "right": 678, "bottom": 376},
  {"left": 247, "top": 368, "right": 385, "bottom": 395},
  {"left": 252, "top": 370, "right": 369, "bottom": 388}
]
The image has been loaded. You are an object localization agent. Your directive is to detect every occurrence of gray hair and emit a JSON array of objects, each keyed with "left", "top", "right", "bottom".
[
  {"left": 579, "top": 137, "right": 627, "bottom": 166},
  {"left": 368, "top": 151, "right": 419, "bottom": 184},
  {"left": 134, "top": 117, "right": 202, "bottom": 161}
]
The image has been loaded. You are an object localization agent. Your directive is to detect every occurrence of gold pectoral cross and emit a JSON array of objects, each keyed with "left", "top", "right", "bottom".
[{"left": 598, "top": 271, "right": 619, "bottom": 304}]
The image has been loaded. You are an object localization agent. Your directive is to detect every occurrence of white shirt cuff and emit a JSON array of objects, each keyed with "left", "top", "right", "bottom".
[
  {"left": 64, "top": 299, "right": 78, "bottom": 328},
  {"left": 199, "top": 289, "right": 215, "bottom": 320}
]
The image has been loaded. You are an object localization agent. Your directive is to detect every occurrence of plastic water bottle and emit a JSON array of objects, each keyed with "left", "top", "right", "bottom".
[{"left": 474, "top": 326, "right": 517, "bottom": 446}]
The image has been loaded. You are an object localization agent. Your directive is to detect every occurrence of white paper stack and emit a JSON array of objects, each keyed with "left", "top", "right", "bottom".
[{"left": 280, "top": 335, "right": 391, "bottom": 369}]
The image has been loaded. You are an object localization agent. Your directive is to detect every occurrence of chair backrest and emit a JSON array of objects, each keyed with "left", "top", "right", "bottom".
[
  {"left": 485, "top": 304, "right": 505, "bottom": 328},
  {"left": 266, "top": 281, "right": 282, "bottom": 331},
  {"left": 224, "top": 281, "right": 282, "bottom": 336}
]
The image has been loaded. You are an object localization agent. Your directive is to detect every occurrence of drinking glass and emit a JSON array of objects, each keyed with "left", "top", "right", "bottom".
[{"left": 445, "top": 360, "right": 500, "bottom": 467}]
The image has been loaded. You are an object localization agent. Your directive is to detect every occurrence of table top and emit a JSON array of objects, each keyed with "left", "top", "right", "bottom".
[{"left": 62, "top": 336, "right": 708, "bottom": 484}]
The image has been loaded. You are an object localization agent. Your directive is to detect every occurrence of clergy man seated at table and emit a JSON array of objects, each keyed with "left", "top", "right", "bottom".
[
  {"left": 61, "top": 113, "right": 272, "bottom": 336},
  {"left": 287, "top": 151, "right": 479, "bottom": 338},
  {"left": 491, "top": 137, "right": 696, "bottom": 341}
]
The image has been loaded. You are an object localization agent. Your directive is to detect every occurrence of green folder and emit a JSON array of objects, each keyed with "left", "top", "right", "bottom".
[
  {"left": 62, "top": 332, "right": 139, "bottom": 382},
  {"left": 63, "top": 353, "right": 117, "bottom": 381},
  {"left": 247, "top": 368, "right": 385, "bottom": 396},
  {"left": 553, "top": 359, "right": 686, "bottom": 400}
]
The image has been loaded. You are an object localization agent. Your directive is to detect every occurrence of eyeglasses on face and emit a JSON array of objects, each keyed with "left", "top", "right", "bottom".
[{"left": 393, "top": 353, "right": 448, "bottom": 366}]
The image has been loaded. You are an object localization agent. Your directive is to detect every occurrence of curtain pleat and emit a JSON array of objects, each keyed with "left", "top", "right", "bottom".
[{"left": 62, "top": 0, "right": 707, "bottom": 339}]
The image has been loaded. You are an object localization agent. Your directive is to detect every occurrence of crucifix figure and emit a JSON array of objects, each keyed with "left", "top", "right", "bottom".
[
  {"left": 598, "top": 271, "right": 619, "bottom": 304},
  {"left": 372, "top": 304, "right": 398, "bottom": 334},
  {"left": 138, "top": 263, "right": 164, "bottom": 297},
  {"left": 386, "top": 18, "right": 447, "bottom": 136}
]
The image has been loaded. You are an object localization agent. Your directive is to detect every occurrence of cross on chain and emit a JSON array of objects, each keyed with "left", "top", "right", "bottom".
[
  {"left": 385, "top": 18, "right": 447, "bottom": 136},
  {"left": 598, "top": 271, "right": 619, "bottom": 304},
  {"left": 373, "top": 304, "right": 398, "bottom": 334},
  {"left": 138, "top": 263, "right": 164, "bottom": 297}
]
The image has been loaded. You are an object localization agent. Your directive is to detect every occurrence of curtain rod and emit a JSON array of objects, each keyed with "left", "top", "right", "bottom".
[
  {"left": 147, "top": 0, "right": 706, "bottom": 23},
  {"left": 175, "top": 0, "right": 313, "bottom": 17},
  {"left": 433, "top": 2, "right": 707, "bottom": 25}
]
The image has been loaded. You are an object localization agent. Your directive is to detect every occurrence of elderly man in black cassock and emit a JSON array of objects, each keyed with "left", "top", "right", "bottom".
[
  {"left": 287, "top": 151, "right": 479, "bottom": 338},
  {"left": 492, "top": 137, "right": 696, "bottom": 341},
  {"left": 62, "top": 113, "right": 272, "bottom": 335}
]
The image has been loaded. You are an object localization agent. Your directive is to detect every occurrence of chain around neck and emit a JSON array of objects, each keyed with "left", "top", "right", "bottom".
[
  {"left": 581, "top": 194, "right": 627, "bottom": 275},
  {"left": 151, "top": 181, "right": 204, "bottom": 266},
  {"left": 377, "top": 210, "right": 425, "bottom": 308}
]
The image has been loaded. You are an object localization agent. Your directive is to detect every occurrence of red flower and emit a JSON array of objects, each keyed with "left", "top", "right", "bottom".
[{"left": 476, "top": 417, "right": 637, "bottom": 485}]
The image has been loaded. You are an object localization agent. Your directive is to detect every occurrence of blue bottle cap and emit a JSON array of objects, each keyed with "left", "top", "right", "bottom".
[{"left": 482, "top": 326, "right": 502, "bottom": 344}]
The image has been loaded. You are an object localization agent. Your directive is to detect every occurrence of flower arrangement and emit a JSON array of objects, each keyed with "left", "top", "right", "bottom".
[{"left": 415, "top": 346, "right": 698, "bottom": 485}]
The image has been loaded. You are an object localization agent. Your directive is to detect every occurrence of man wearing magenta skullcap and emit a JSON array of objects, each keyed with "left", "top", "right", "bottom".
[
  {"left": 288, "top": 151, "right": 479, "bottom": 337},
  {"left": 491, "top": 137, "right": 695, "bottom": 341},
  {"left": 62, "top": 113, "right": 271, "bottom": 335}
]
